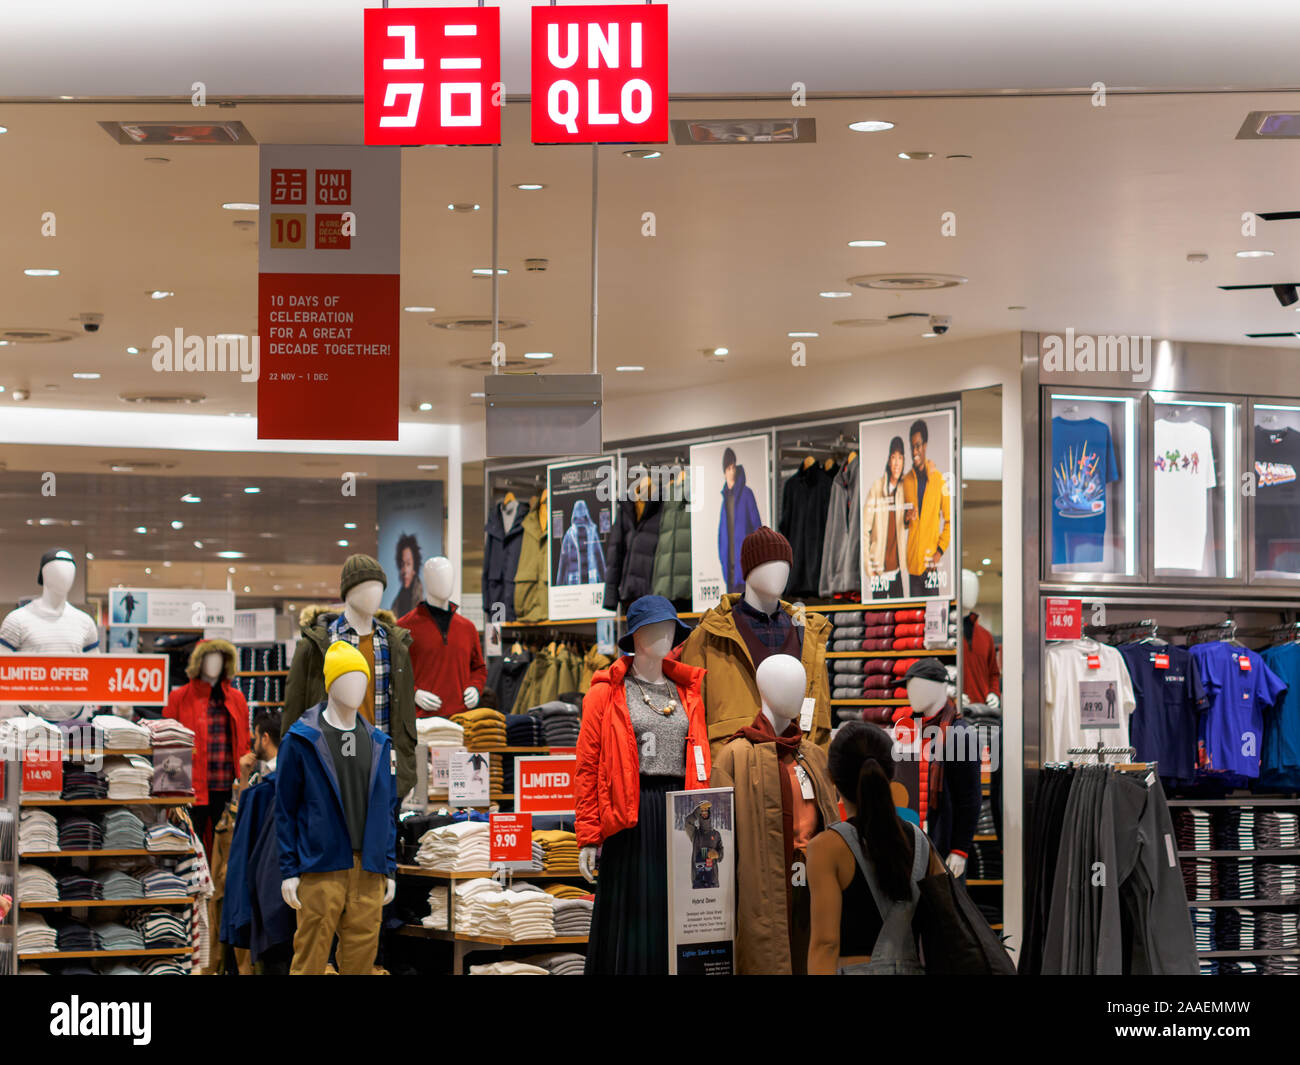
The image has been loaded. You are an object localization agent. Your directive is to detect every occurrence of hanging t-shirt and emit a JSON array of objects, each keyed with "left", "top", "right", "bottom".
[
  {"left": 1153, "top": 418, "right": 1216, "bottom": 571},
  {"left": 1117, "top": 643, "right": 1207, "bottom": 786},
  {"left": 1189, "top": 642, "right": 1287, "bottom": 782},
  {"left": 1043, "top": 640, "right": 1137, "bottom": 761},
  {"left": 1259, "top": 642, "right": 1300, "bottom": 788},
  {"left": 1254, "top": 425, "right": 1300, "bottom": 575},
  {"left": 1050, "top": 417, "right": 1120, "bottom": 566}
]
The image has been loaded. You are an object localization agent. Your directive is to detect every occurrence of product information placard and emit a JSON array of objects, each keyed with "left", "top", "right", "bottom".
[
  {"left": 689, "top": 435, "right": 771, "bottom": 613},
  {"left": 22, "top": 750, "right": 62, "bottom": 794},
  {"left": 546, "top": 457, "right": 616, "bottom": 621},
  {"left": 0, "top": 655, "right": 170, "bottom": 706},
  {"left": 489, "top": 812, "right": 533, "bottom": 864},
  {"left": 449, "top": 749, "right": 492, "bottom": 806},
  {"left": 858, "top": 409, "right": 957, "bottom": 602},
  {"left": 257, "top": 144, "right": 401, "bottom": 440},
  {"left": 109, "top": 588, "right": 235, "bottom": 630},
  {"left": 515, "top": 755, "right": 576, "bottom": 814},
  {"left": 666, "top": 787, "right": 735, "bottom": 975},
  {"left": 1044, "top": 597, "right": 1083, "bottom": 640},
  {"left": 429, "top": 744, "right": 465, "bottom": 793}
]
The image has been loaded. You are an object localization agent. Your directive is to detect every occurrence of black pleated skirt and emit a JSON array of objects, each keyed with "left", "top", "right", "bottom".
[{"left": 585, "top": 774, "right": 684, "bottom": 975}]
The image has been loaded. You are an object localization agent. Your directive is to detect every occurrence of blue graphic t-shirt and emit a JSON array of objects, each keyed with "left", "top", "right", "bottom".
[
  {"left": 1190, "top": 642, "right": 1288, "bottom": 783},
  {"left": 1051, "top": 416, "right": 1120, "bottom": 565}
]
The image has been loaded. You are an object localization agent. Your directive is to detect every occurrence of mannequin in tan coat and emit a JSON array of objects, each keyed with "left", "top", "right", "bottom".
[{"left": 710, "top": 654, "right": 839, "bottom": 975}]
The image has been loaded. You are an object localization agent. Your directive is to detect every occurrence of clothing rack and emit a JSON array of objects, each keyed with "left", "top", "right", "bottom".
[{"left": 1083, "top": 618, "right": 1160, "bottom": 642}]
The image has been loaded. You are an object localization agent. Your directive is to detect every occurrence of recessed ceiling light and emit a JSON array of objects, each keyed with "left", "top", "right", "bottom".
[
  {"left": 819, "top": 291, "right": 852, "bottom": 299},
  {"left": 418, "top": 402, "right": 432, "bottom": 411},
  {"left": 1008, "top": 305, "right": 1026, "bottom": 311},
  {"left": 946, "top": 154, "right": 973, "bottom": 160},
  {"left": 981, "top": 557, "right": 992, "bottom": 566},
  {"left": 85, "top": 551, "right": 94, "bottom": 560},
  {"left": 243, "top": 486, "right": 260, "bottom": 494},
  {"left": 524, "top": 352, "right": 554, "bottom": 360},
  {"left": 448, "top": 203, "right": 481, "bottom": 212},
  {"left": 922, "top": 332, "right": 939, "bottom": 338},
  {"left": 344, "top": 522, "right": 357, "bottom": 529},
  {"left": 144, "top": 156, "right": 169, "bottom": 164},
  {"left": 898, "top": 151, "right": 933, "bottom": 160},
  {"left": 403, "top": 305, "right": 436, "bottom": 313},
  {"left": 227, "top": 566, "right": 236, "bottom": 574},
  {"left": 848, "top": 240, "right": 887, "bottom": 248},
  {"left": 221, "top": 202, "right": 258, "bottom": 211},
  {"left": 472, "top": 268, "right": 508, "bottom": 276},
  {"left": 144, "top": 568, "right": 152, "bottom": 575},
  {"left": 417, "top": 464, "right": 439, "bottom": 471},
  {"left": 976, "top": 569, "right": 985, "bottom": 577},
  {"left": 58, "top": 95, "right": 73, "bottom": 101},
  {"left": 133, "top": 526, "right": 147, "bottom": 534},
  {"left": 712, "top": 347, "right": 729, "bottom": 356},
  {"left": 787, "top": 331, "right": 819, "bottom": 338},
  {"left": 193, "top": 540, "right": 204, "bottom": 549},
  {"left": 1187, "top": 252, "right": 1209, "bottom": 263},
  {"left": 149, "top": 290, "right": 175, "bottom": 300},
  {"left": 126, "top": 346, "right": 140, "bottom": 355},
  {"left": 514, "top": 183, "right": 545, "bottom": 191},
  {"left": 169, "top": 520, "right": 183, "bottom": 530},
  {"left": 0, "top": 126, "right": 7, "bottom": 135},
  {"left": 72, "top": 372, "right": 101, "bottom": 380},
  {"left": 181, "top": 494, "right": 201, "bottom": 503},
  {"left": 623, "top": 149, "right": 661, "bottom": 159},
  {"left": 848, "top": 120, "right": 894, "bottom": 133},
  {"left": 469, "top": 391, "right": 485, "bottom": 398},
  {"left": 216, "top": 551, "right": 245, "bottom": 559},
  {"left": 24, "top": 268, "right": 59, "bottom": 277},
  {"left": 110, "top": 464, "right": 135, "bottom": 472},
  {"left": 337, "top": 539, "right": 349, "bottom": 547},
  {"left": 1237, "top": 250, "right": 1275, "bottom": 258},
  {"left": 616, "top": 365, "right": 644, "bottom": 372}
]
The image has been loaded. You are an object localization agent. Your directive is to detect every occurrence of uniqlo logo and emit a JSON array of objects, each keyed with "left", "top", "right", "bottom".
[
  {"left": 532, "top": 4, "right": 668, "bottom": 144},
  {"left": 316, "top": 169, "right": 352, "bottom": 206},
  {"left": 270, "top": 168, "right": 307, "bottom": 205},
  {"left": 364, "top": 7, "right": 500, "bottom": 146}
]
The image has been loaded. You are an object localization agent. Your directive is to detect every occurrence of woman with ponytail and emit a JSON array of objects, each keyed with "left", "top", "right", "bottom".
[{"left": 807, "top": 721, "right": 945, "bottom": 973}]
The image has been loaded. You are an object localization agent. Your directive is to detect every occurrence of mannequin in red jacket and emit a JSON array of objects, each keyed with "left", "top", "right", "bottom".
[{"left": 398, "top": 557, "right": 487, "bottom": 718}]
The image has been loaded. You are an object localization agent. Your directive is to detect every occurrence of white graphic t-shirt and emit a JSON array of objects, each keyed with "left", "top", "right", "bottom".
[
  {"left": 0, "top": 600, "right": 100, "bottom": 722},
  {"left": 1154, "top": 418, "right": 1216, "bottom": 571},
  {"left": 1043, "top": 641, "right": 1137, "bottom": 762}
]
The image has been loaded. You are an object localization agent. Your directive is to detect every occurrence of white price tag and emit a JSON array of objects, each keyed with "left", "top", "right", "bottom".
[
  {"left": 795, "top": 764, "right": 815, "bottom": 800},
  {"left": 693, "top": 745, "right": 707, "bottom": 783},
  {"left": 799, "top": 696, "right": 815, "bottom": 733},
  {"left": 1079, "top": 680, "right": 1119, "bottom": 729}
]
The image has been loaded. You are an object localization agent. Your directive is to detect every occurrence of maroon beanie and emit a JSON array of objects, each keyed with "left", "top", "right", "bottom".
[{"left": 740, "top": 527, "right": 792, "bottom": 579}]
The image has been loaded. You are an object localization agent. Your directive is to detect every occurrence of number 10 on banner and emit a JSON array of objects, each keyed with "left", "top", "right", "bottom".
[{"left": 489, "top": 812, "right": 533, "bottom": 864}]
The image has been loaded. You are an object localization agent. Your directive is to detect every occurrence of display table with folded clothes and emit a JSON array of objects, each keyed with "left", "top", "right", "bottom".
[
  {"left": 452, "top": 879, "right": 556, "bottom": 940},
  {"left": 416, "top": 820, "right": 491, "bottom": 871},
  {"left": 91, "top": 714, "right": 151, "bottom": 752},
  {"left": 532, "top": 829, "right": 579, "bottom": 874}
]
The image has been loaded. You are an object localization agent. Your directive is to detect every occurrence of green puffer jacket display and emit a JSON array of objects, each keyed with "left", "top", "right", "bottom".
[
  {"left": 650, "top": 492, "right": 692, "bottom": 605},
  {"left": 513, "top": 509, "right": 549, "bottom": 624}
]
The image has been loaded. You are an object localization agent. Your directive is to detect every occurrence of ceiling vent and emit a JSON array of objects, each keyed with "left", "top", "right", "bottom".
[
  {"left": 118, "top": 392, "right": 206, "bottom": 405},
  {"left": 429, "top": 316, "right": 530, "bottom": 332},
  {"left": 0, "top": 327, "right": 77, "bottom": 344},
  {"left": 671, "top": 119, "right": 815, "bottom": 145},
  {"left": 848, "top": 273, "right": 968, "bottom": 291},
  {"left": 99, "top": 121, "right": 255, "bottom": 146}
]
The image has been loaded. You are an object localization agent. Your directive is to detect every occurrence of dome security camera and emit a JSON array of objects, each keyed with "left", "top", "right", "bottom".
[
  {"left": 929, "top": 314, "right": 951, "bottom": 335},
  {"left": 80, "top": 312, "right": 104, "bottom": 334}
]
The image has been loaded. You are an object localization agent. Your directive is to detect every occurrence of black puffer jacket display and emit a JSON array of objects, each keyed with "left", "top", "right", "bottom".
[
  {"left": 602, "top": 499, "right": 663, "bottom": 611},
  {"left": 482, "top": 500, "right": 529, "bottom": 620},
  {"left": 779, "top": 461, "right": 836, "bottom": 598}
]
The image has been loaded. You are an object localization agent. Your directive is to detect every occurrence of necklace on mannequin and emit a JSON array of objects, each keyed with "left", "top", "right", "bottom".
[{"left": 629, "top": 673, "right": 676, "bottom": 716}]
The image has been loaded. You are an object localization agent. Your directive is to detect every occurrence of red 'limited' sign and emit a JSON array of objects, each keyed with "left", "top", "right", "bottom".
[
  {"left": 364, "top": 6, "right": 501, "bottom": 145},
  {"left": 531, "top": 4, "right": 668, "bottom": 144},
  {"left": 515, "top": 755, "right": 576, "bottom": 814}
]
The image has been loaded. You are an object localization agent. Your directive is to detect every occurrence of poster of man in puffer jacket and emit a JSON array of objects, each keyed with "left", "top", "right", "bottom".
[{"left": 547, "top": 456, "right": 616, "bottom": 620}]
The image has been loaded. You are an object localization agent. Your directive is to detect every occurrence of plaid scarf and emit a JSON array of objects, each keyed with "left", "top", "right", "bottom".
[{"left": 329, "top": 613, "right": 391, "bottom": 733}]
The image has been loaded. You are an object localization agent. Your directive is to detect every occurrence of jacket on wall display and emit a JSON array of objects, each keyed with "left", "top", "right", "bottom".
[
  {"left": 779, "top": 461, "right": 835, "bottom": 599},
  {"left": 651, "top": 492, "right": 693, "bottom": 606},
  {"left": 603, "top": 500, "right": 663, "bottom": 612},
  {"left": 513, "top": 509, "right": 549, "bottom": 623},
  {"left": 819, "top": 455, "right": 861, "bottom": 597},
  {"left": 483, "top": 500, "right": 529, "bottom": 620}
]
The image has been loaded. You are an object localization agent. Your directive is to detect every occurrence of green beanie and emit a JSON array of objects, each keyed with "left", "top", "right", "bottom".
[{"left": 340, "top": 553, "right": 387, "bottom": 600}]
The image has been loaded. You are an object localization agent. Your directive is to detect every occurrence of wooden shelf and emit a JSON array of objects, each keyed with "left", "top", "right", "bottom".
[
  {"left": 235, "top": 670, "right": 289, "bottom": 677},
  {"left": 1197, "top": 948, "right": 1300, "bottom": 958},
  {"left": 1168, "top": 797, "right": 1300, "bottom": 806},
  {"left": 973, "top": 834, "right": 999, "bottom": 842},
  {"left": 21, "top": 797, "right": 192, "bottom": 807},
  {"left": 1187, "top": 898, "right": 1300, "bottom": 907},
  {"left": 399, "top": 926, "right": 587, "bottom": 947},
  {"left": 831, "top": 698, "right": 908, "bottom": 706},
  {"left": 397, "top": 865, "right": 585, "bottom": 880},
  {"left": 19, "top": 947, "right": 190, "bottom": 961},
  {"left": 249, "top": 701, "right": 284, "bottom": 707},
  {"left": 966, "top": 879, "right": 1003, "bottom": 886},
  {"left": 20, "top": 897, "right": 195, "bottom": 909},
  {"left": 427, "top": 792, "right": 513, "bottom": 801},
  {"left": 827, "top": 649, "right": 955, "bottom": 658},
  {"left": 21, "top": 848, "right": 193, "bottom": 859},
  {"left": 502, "top": 618, "right": 609, "bottom": 628},
  {"left": 1178, "top": 849, "right": 1300, "bottom": 858},
  {"left": 804, "top": 601, "right": 948, "bottom": 612}
]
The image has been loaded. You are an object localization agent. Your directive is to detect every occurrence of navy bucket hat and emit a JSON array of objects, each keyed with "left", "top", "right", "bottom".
[{"left": 619, "top": 594, "right": 692, "bottom": 653}]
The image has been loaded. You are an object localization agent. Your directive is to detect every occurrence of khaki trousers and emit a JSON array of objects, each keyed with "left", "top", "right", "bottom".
[{"left": 290, "top": 852, "right": 384, "bottom": 975}]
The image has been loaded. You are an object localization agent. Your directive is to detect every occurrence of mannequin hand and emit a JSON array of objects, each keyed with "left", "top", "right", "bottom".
[
  {"left": 960, "top": 692, "right": 970, "bottom": 707},
  {"left": 579, "top": 845, "right": 599, "bottom": 884},
  {"left": 281, "top": 877, "right": 302, "bottom": 910},
  {"left": 946, "top": 852, "right": 967, "bottom": 878},
  {"left": 415, "top": 689, "right": 442, "bottom": 713},
  {"left": 384, "top": 878, "right": 396, "bottom": 906},
  {"left": 986, "top": 693, "right": 1000, "bottom": 710},
  {"left": 463, "top": 687, "right": 479, "bottom": 710}
]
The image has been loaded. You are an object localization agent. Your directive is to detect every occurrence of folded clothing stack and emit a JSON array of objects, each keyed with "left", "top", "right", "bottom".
[
  {"left": 1174, "top": 808, "right": 1214, "bottom": 853},
  {"left": 1258, "top": 811, "right": 1300, "bottom": 849},
  {"left": 1260, "top": 955, "right": 1300, "bottom": 975},
  {"left": 102, "top": 808, "right": 147, "bottom": 850},
  {"left": 1257, "top": 862, "right": 1300, "bottom": 899},
  {"left": 96, "top": 870, "right": 145, "bottom": 901},
  {"left": 416, "top": 820, "right": 490, "bottom": 871},
  {"left": 57, "top": 872, "right": 104, "bottom": 901},
  {"left": 137, "top": 956, "right": 190, "bottom": 975},
  {"left": 521, "top": 951, "right": 586, "bottom": 975},
  {"left": 1190, "top": 907, "right": 1216, "bottom": 953},
  {"left": 61, "top": 769, "right": 107, "bottom": 801},
  {"left": 126, "top": 908, "right": 190, "bottom": 947},
  {"left": 1215, "top": 907, "right": 1256, "bottom": 950},
  {"left": 17, "top": 912, "right": 57, "bottom": 954},
  {"left": 416, "top": 716, "right": 464, "bottom": 752},
  {"left": 530, "top": 702, "right": 581, "bottom": 747},
  {"left": 145, "top": 823, "right": 192, "bottom": 853},
  {"left": 543, "top": 882, "right": 591, "bottom": 901},
  {"left": 1180, "top": 857, "right": 1217, "bottom": 902},
  {"left": 967, "top": 839, "right": 1003, "bottom": 881},
  {"left": 58, "top": 816, "right": 103, "bottom": 852},
  {"left": 145, "top": 719, "right": 195, "bottom": 748},
  {"left": 103, "top": 755, "right": 153, "bottom": 800},
  {"left": 421, "top": 885, "right": 449, "bottom": 930},
  {"left": 532, "top": 829, "right": 579, "bottom": 874},
  {"left": 138, "top": 867, "right": 190, "bottom": 898},
  {"left": 552, "top": 896, "right": 594, "bottom": 936},
  {"left": 468, "top": 960, "right": 551, "bottom": 975},
  {"left": 451, "top": 880, "right": 555, "bottom": 941},
  {"left": 17, "top": 810, "right": 58, "bottom": 854},
  {"left": 17, "top": 864, "right": 59, "bottom": 902},
  {"left": 1257, "top": 910, "right": 1300, "bottom": 948},
  {"left": 397, "top": 812, "right": 457, "bottom": 864},
  {"left": 505, "top": 714, "right": 544, "bottom": 746},
  {"left": 1215, "top": 807, "right": 1257, "bottom": 851},
  {"left": 93, "top": 921, "right": 144, "bottom": 951},
  {"left": 1218, "top": 858, "right": 1256, "bottom": 899},
  {"left": 92, "top": 714, "right": 151, "bottom": 752},
  {"left": 450, "top": 707, "right": 508, "bottom": 751},
  {"left": 57, "top": 921, "right": 104, "bottom": 952}
]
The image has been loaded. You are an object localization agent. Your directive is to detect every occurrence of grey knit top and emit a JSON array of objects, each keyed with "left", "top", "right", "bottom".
[{"left": 625, "top": 675, "right": 688, "bottom": 777}]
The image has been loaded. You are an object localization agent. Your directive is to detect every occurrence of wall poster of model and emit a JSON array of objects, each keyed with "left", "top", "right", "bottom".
[
  {"left": 858, "top": 409, "right": 957, "bottom": 602},
  {"left": 377, "top": 481, "right": 445, "bottom": 619},
  {"left": 666, "top": 787, "right": 735, "bottom": 975},
  {"left": 689, "top": 435, "right": 770, "bottom": 612},
  {"left": 546, "top": 456, "right": 616, "bottom": 621}
]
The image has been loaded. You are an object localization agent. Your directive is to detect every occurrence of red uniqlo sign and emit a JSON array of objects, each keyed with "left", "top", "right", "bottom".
[
  {"left": 515, "top": 755, "right": 576, "bottom": 814},
  {"left": 1044, "top": 598, "right": 1082, "bottom": 641},
  {"left": 364, "top": 6, "right": 501, "bottom": 146},
  {"left": 22, "top": 750, "right": 62, "bottom": 795},
  {"left": 531, "top": 4, "right": 668, "bottom": 144},
  {"left": 489, "top": 812, "right": 533, "bottom": 864}
]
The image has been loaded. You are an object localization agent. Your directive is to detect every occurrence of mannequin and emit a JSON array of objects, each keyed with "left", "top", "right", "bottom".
[
  {"left": 575, "top": 595, "right": 708, "bottom": 975},
  {"left": 399, "top": 557, "right": 487, "bottom": 718},
  {"left": 892, "top": 659, "right": 981, "bottom": 878},
  {"left": 277, "top": 642, "right": 398, "bottom": 975},
  {"left": 0, "top": 549, "right": 99, "bottom": 722},
  {"left": 282, "top": 553, "right": 417, "bottom": 803},
  {"left": 681, "top": 527, "right": 833, "bottom": 752},
  {"left": 961, "top": 569, "right": 1000, "bottom": 708},
  {"left": 711, "top": 653, "right": 838, "bottom": 975}
]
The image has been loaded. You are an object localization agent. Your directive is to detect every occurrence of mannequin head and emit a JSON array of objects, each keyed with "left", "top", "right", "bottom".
[
  {"left": 200, "top": 651, "right": 224, "bottom": 681},
  {"left": 905, "top": 676, "right": 948, "bottom": 719},
  {"left": 744, "top": 559, "right": 790, "bottom": 605},
  {"left": 324, "top": 640, "right": 371, "bottom": 716},
  {"left": 962, "top": 568, "right": 980, "bottom": 611},
  {"left": 740, "top": 528, "right": 793, "bottom": 611},
  {"left": 422, "top": 557, "right": 454, "bottom": 605},
  {"left": 345, "top": 579, "right": 384, "bottom": 618},
  {"left": 757, "top": 653, "right": 806, "bottom": 727},
  {"left": 631, "top": 618, "right": 677, "bottom": 663},
  {"left": 39, "top": 553, "right": 76, "bottom": 600},
  {"left": 327, "top": 670, "right": 368, "bottom": 712}
]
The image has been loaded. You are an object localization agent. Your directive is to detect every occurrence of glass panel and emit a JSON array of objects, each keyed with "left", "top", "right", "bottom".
[
  {"left": 1151, "top": 396, "right": 1239, "bottom": 579},
  {"left": 1045, "top": 393, "right": 1139, "bottom": 577},
  {"left": 1252, "top": 403, "right": 1300, "bottom": 580}
]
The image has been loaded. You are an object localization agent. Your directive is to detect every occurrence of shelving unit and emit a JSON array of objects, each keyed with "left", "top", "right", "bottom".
[
  {"left": 21, "top": 897, "right": 195, "bottom": 909},
  {"left": 21, "top": 848, "right": 193, "bottom": 859},
  {"left": 21, "top": 797, "right": 193, "bottom": 808},
  {"left": 21, "top": 947, "right": 189, "bottom": 961}
]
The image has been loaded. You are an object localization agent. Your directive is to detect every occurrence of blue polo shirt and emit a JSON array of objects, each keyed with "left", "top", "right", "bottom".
[
  {"left": 1117, "top": 643, "right": 1207, "bottom": 787},
  {"left": 1189, "top": 643, "right": 1287, "bottom": 783}
]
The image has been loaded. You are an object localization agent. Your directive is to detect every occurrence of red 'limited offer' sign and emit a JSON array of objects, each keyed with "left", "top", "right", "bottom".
[
  {"left": 489, "top": 812, "right": 533, "bottom": 864},
  {"left": 532, "top": 4, "right": 668, "bottom": 144},
  {"left": 1044, "top": 598, "right": 1082, "bottom": 641},
  {"left": 364, "top": 6, "right": 501, "bottom": 145},
  {"left": 0, "top": 654, "right": 170, "bottom": 705},
  {"left": 515, "top": 755, "right": 576, "bottom": 814}
]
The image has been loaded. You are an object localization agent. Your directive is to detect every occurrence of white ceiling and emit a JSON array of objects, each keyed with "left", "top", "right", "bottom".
[{"left": 5, "top": 1, "right": 1300, "bottom": 97}]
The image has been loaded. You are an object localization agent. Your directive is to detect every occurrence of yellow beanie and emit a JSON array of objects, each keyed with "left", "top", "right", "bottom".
[{"left": 323, "top": 640, "right": 370, "bottom": 692}]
